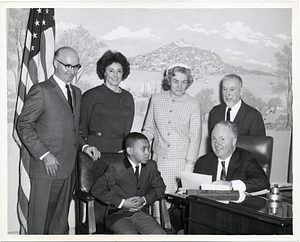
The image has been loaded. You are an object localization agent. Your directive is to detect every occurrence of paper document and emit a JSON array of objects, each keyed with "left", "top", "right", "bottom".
[
  {"left": 244, "top": 189, "right": 270, "bottom": 197},
  {"left": 180, "top": 171, "right": 212, "bottom": 189}
]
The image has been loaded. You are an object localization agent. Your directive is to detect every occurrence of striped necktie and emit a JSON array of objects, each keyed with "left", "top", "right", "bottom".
[{"left": 221, "top": 161, "right": 227, "bottom": 181}]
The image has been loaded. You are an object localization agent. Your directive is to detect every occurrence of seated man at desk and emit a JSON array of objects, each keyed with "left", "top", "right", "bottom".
[{"left": 194, "top": 121, "right": 270, "bottom": 193}]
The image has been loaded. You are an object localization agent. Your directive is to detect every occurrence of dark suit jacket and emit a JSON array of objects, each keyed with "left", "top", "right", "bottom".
[
  {"left": 91, "top": 157, "right": 166, "bottom": 228},
  {"left": 193, "top": 147, "right": 270, "bottom": 192},
  {"left": 17, "top": 77, "right": 82, "bottom": 180},
  {"left": 208, "top": 100, "right": 266, "bottom": 136}
]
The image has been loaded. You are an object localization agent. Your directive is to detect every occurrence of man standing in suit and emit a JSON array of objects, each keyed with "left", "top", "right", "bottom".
[
  {"left": 208, "top": 74, "right": 265, "bottom": 136},
  {"left": 91, "top": 132, "right": 166, "bottom": 234},
  {"left": 17, "top": 46, "right": 100, "bottom": 234},
  {"left": 194, "top": 121, "right": 270, "bottom": 193}
]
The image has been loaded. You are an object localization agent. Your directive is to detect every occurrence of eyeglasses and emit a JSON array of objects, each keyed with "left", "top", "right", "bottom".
[{"left": 56, "top": 59, "right": 81, "bottom": 71}]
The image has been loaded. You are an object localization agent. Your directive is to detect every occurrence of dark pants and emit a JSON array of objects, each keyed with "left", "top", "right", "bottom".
[
  {"left": 27, "top": 170, "right": 75, "bottom": 234},
  {"left": 109, "top": 211, "right": 166, "bottom": 234}
]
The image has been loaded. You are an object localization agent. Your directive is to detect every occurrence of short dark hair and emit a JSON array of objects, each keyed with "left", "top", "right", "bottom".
[
  {"left": 96, "top": 50, "right": 130, "bottom": 80},
  {"left": 123, "top": 132, "right": 148, "bottom": 149},
  {"left": 161, "top": 66, "right": 193, "bottom": 91},
  {"left": 215, "top": 121, "right": 238, "bottom": 138},
  {"left": 221, "top": 74, "right": 243, "bottom": 87}
]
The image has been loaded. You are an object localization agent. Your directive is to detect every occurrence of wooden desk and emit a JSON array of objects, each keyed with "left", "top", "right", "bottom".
[{"left": 168, "top": 192, "right": 292, "bottom": 235}]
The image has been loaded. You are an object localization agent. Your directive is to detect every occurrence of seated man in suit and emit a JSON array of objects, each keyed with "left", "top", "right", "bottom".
[
  {"left": 194, "top": 121, "right": 270, "bottom": 193},
  {"left": 91, "top": 132, "right": 166, "bottom": 234},
  {"left": 208, "top": 74, "right": 265, "bottom": 136}
]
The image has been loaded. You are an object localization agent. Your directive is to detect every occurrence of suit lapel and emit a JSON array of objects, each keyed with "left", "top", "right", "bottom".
[
  {"left": 220, "top": 104, "right": 227, "bottom": 121},
  {"left": 215, "top": 103, "right": 226, "bottom": 122},
  {"left": 233, "top": 101, "right": 246, "bottom": 124},
  {"left": 139, "top": 163, "right": 148, "bottom": 184},
  {"left": 123, "top": 157, "right": 137, "bottom": 184},
  {"left": 70, "top": 84, "right": 80, "bottom": 112},
  {"left": 227, "top": 149, "right": 241, "bottom": 180},
  {"left": 211, "top": 156, "right": 218, "bottom": 181},
  {"left": 49, "top": 77, "right": 71, "bottom": 111}
]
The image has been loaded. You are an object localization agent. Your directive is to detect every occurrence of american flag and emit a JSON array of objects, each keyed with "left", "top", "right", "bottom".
[{"left": 13, "top": 8, "right": 55, "bottom": 234}]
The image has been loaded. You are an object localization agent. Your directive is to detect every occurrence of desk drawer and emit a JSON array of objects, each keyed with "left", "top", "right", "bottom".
[{"left": 188, "top": 200, "right": 292, "bottom": 235}]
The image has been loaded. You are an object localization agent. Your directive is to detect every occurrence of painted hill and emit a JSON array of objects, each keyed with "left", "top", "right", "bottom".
[{"left": 128, "top": 39, "right": 275, "bottom": 77}]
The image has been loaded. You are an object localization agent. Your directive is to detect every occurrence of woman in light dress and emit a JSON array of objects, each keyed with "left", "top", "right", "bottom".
[{"left": 142, "top": 63, "right": 202, "bottom": 197}]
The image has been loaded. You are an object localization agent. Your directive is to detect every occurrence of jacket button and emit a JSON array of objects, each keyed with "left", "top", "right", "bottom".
[{"left": 97, "top": 132, "right": 102, "bottom": 136}]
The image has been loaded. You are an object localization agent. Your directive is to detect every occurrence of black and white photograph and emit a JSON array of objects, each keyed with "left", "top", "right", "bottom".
[{"left": 1, "top": 1, "right": 299, "bottom": 241}]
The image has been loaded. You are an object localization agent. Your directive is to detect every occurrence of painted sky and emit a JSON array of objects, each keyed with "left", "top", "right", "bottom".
[{"left": 55, "top": 7, "right": 292, "bottom": 73}]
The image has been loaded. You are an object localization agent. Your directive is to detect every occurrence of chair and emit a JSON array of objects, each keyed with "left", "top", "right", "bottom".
[
  {"left": 74, "top": 151, "right": 115, "bottom": 234},
  {"left": 236, "top": 135, "right": 274, "bottom": 178},
  {"left": 73, "top": 151, "right": 173, "bottom": 234}
]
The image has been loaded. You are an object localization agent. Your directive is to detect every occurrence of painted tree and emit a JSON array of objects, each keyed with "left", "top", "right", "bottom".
[
  {"left": 267, "top": 97, "right": 282, "bottom": 110},
  {"left": 194, "top": 88, "right": 215, "bottom": 121},
  {"left": 273, "top": 42, "right": 292, "bottom": 128},
  {"left": 242, "top": 88, "right": 266, "bottom": 114},
  {"left": 7, "top": 8, "right": 30, "bottom": 91},
  {"left": 56, "top": 25, "right": 107, "bottom": 83}
]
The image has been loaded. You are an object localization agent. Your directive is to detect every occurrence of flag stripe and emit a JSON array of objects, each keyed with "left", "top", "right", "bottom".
[
  {"left": 13, "top": 8, "right": 55, "bottom": 234},
  {"left": 28, "top": 57, "right": 39, "bottom": 83},
  {"left": 20, "top": 146, "right": 31, "bottom": 197},
  {"left": 40, "top": 28, "right": 55, "bottom": 79},
  {"left": 17, "top": 202, "right": 27, "bottom": 233}
]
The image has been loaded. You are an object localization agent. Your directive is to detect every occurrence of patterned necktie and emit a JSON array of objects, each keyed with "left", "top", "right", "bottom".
[
  {"left": 66, "top": 84, "right": 73, "bottom": 112},
  {"left": 134, "top": 165, "right": 139, "bottom": 181},
  {"left": 221, "top": 161, "right": 227, "bottom": 181},
  {"left": 226, "top": 108, "right": 231, "bottom": 121}
]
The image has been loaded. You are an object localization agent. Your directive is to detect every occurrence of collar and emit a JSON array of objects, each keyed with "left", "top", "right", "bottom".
[
  {"left": 227, "top": 99, "right": 242, "bottom": 112},
  {"left": 218, "top": 155, "right": 232, "bottom": 168},
  {"left": 127, "top": 157, "right": 140, "bottom": 170},
  {"left": 53, "top": 74, "right": 70, "bottom": 88}
]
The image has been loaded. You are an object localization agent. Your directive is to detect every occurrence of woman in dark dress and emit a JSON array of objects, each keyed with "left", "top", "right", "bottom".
[
  {"left": 80, "top": 50, "right": 134, "bottom": 157},
  {"left": 79, "top": 50, "right": 135, "bottom": 227}
]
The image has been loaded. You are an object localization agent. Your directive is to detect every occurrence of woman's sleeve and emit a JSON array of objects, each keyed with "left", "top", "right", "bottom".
[
  {"left": 125, "top": 93, "right": 135, "bottom": 135},
  {"left": 186, "top": 100, "right": 202, "bottom": 163},
  {"left": 142, "top": 96, "right": 155, "bottom": 142},
  {"left": 80, "top": 90, "right": 94, "bottom": 140}
]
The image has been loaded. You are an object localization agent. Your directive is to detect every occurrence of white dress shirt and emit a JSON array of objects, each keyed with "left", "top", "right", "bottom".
[
  {"left": 225, "top": 99, "right": 242, "bottom": 122},
  {"left": 216, "top": 156, "right": 246, "bottom": 192},
  {"left": 216, "top": 156, "right": 246, "bottom": 203},
  {"left": 118, "top": 158, "right": 146, "bottom": 208},
  {"left": 53, "top": 74, "right": 72, "bottom": 100}
]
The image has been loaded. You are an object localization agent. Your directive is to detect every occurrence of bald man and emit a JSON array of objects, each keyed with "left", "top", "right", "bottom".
[{"left": 17, "top": 46, "right": 99, "bottom": 234}]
